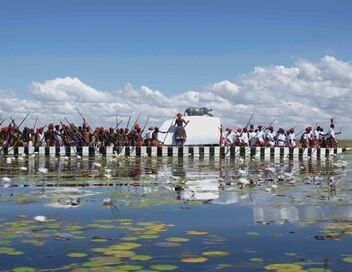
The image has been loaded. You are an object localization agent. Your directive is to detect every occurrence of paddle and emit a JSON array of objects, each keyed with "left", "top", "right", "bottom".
[
  {"left": 162, "top": 114, "right": 177, "bottom": 145},
  {"left": 2, "top": 113, "right": 30, "bottom": 152}
]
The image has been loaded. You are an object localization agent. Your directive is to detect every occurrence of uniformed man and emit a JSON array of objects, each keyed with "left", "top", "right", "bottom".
[{"left": 256, "top": 125, "right": 265, "bottom": 146}]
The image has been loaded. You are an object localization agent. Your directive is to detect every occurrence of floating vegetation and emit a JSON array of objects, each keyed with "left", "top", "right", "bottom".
[
  {"left": 150, "top": 264, "right": 179, "bottom": 271},
  {"left": 0, "top": 155, "right": 352, "bottom": 271},
  {"left": 181, "top": 256, "right": 208, "bottom": 263},
  {"left": 202, "top": 251, "right": 230, "bottom": 257},
  {"left": 185, "top": 230, "right": 208, "bottom": 235}
]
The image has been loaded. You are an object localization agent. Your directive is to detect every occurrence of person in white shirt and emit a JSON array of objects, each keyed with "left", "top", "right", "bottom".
[
  {"left": 249, "top": 128, "right": 257, "bottom": 147},
  {"left": 240, "top": 127, "right": 249, "bottom": 146},
  {"left": 286, "top": 128, "right": 296, "bottom": 148},
  {"left": 265, "top": 126, "right": 275, "bottom": 147},
  {"left": 224, "top": 128, "right": 235, "bottom": 146},
  {"left": 144, "top": 127, "right": 154, "bottom": 146},
  {"left": 235, "top": 128, "right": 242, "bottom": 146},
  {"left": 300, "top": 127, "right": 312, "bottom": 148},
  {"left": 276, "top": 128, "right": 286, "bottom": 147},
  {"left": 256, "top": 125, "right": 265, "bottom": 146},
  {"left": 324, "top": 123, "right": 341, "bottom": 147}
]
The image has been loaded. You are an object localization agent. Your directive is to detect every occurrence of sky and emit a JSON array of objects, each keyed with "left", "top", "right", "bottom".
[{"left": 0, "top": 0, "right": 352, "bottom": 137}]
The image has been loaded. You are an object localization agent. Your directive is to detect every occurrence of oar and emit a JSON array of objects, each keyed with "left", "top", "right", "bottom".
[
  {"left": 162, "top": 115, "right": 177, "bottom": 145},
  {"left": 64, "top": 117, "right": 89, "bottom": 146},
  {"left": 141, "top": 115, "right": 150, "bottom": 133},
  {"left": 2, "top": 113, "right": 30, "bottom": 152},
  {"left": 75, "top": 107, "right": 86, "bottom": 122},
  {"left": 126, "top": 115, "right": 131, "bottom": 129},
  {"left": 131, "top": 112, "right": 142, "bottom": 130},
  {"left": 244, "top": 112, "right": 254, "bottom": 129},
  {"left": 0, "top": 118, "right": 6, "bottom": 127},
  {"left": 75, "top": 107, "right": 93, "bottom": 133},
  {"left": 113, "top": 120, "right": 123, "bottom": 131},
  {"left": 236, "top": 118, "right": 276, "bottom": 159}
]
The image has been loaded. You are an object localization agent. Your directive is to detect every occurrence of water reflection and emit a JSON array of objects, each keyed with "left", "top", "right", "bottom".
[{"left": 0, "top": 154, "right": 351, "bottom": 224}]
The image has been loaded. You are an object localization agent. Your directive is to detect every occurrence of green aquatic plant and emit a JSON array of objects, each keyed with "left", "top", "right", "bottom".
[{"left": 150, "top": 264, "right": 179, "bottom": 271}]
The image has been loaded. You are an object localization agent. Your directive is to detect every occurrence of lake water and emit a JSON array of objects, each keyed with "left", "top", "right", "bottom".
[{"left": 0, "top": 153, "right": 352, "bottom": 272}]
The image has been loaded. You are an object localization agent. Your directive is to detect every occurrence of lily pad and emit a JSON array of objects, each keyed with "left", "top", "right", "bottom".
[
  {"left": 307, "top": 269, "right": 332, "bottom": 272},
  {"left": 67, "top": 252, "right": 88, "bottom": 258},
  {"left": 121, "top": 236, "right": 139, "bottom": 241},
  {"left": 185, "top": 231, "right": 208, "bottom": 235},
  {"left": 109, "top": 242, "right": 142, "bottom": 250},
  {"left": 165, "top": 237, "right": 189, "bottom": 243},
  {"left": 104, "top": 250, "right": 136, "bottom": 258},
  {"left": 181, "top": 257, "right": 208, "bottom": 263},
  {"left": 113, "top": 264, "right": 143, "bottom": 271},
  {"left": 250, "top": 258, "right": 263, "bottom": 262},
  {"left": 139, "top": 234, "right": 159, "bottom": 239},
  {"left": 150, "top": 264, "right": 179, "bottom": 271},
  {"left": 7, "top": 251, "right": 24, "bottom": 255},
  {"left": 202, "top": 251, "right": 230, "bottom": 257},
  {"left": 342, "top": 257, "right": 352, "bottom": 263},
  {"left": 130, "top": 255, "right": 153, "bottom": 261},
  {"left": 13, "top": 268, "right": 36, "bottom": 272},
  {"left": 264, "top": 263, "right": 303, "bottom": 271}
]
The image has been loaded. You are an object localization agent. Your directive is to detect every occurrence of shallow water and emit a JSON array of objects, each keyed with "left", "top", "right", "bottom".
[{"left": 0, "top": 153, "right": 352, "bottom": 272}]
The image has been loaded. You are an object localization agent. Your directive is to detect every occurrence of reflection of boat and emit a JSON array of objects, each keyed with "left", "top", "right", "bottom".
[
  {"left": 253, "top": 205, "right": 352, "bottom": 224},
  {"left": 179, "top": 178, "right": 248, "bottom": 204}
]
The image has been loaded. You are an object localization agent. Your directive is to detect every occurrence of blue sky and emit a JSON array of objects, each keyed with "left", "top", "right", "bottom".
[{"left": 1, "top": 0, "right": 352, "bottom": 95}]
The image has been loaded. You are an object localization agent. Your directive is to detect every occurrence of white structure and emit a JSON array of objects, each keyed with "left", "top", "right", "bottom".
[{"left": 159, "top": 116, "right": 221, "bottom": 145}]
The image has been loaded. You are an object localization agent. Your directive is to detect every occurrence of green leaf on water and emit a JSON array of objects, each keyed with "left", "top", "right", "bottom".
[
  {"left": 165, "top": 237, "right": 189, "bottom": 243},
  {"left": 307, "top": 268, "right": 332, "bottom": 272},
  {"left": 109, "top": 242, "right": 142, "bottom": 250},
  {"left": 83, "top": 261, "right": 105, "bottom": 268},
  {"left": 181, "top": 257, "right": 208, "bottom": 263},
  {"left": 121, "top": 236, "right": 139, "bottom": 241},
  {"left": 7, "top": 251, "right": 24, "bottom": 256},
  {"left": 90, "top": 238, "right": 108, "bottom": 243},
  {"left": 250, "top": 258, "right": 263, "bottom": 262},
  {"left": 0, "top": 247, "right": 16, "bottom": 254},
  {"left": 285, "top": 252, "right": 297, "bottom": 256},
  {"left": 67, "top": 252, "right": 88, "bottom": 258},
  {"left": 90, "top": 247, "right": 106, "bottom": 253},
  {"left": 264, "top": 263, "right": 303, "bottom": 270},
  {"left": 130, "top": 254, "right": 153, "bottom": 261},
  {"left": 202, "top": 251, "right": 230, "bottom": 257},
  {"left": 342, "top": 257, "right": 352, "bottom": 263},
  {"left": 12, "top": 268, "right": 35, "bottom": 272},
  {"left": 113, "top": 264, "right": 143, "bottom": 271},
  {"left": 150, "top": 264, "right": 179, "bottom": 271},
  {"left": 138, "top": 234, "right": 159, "bottom": 239}
]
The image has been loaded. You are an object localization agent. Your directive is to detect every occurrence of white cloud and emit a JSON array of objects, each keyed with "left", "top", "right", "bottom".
[
  {"left": 0, "top": 55, "right": 351, "bottom": 137},
  {"left": 30, "top": 77, "right": 111, "bottom": 102}
]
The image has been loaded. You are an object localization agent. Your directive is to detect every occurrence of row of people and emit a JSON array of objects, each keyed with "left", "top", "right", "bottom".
[
  {"left": 0, "top": 122, "right": 169, "bottom": 148},
  {"left": 0, "top": 116, "right": 339, "bottom": 148},
  {"left": 222, "top": 123, "right": 339, "bottom": 148}
]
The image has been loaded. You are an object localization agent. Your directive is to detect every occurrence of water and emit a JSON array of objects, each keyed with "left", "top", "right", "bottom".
[{"left": 0, "top": 153, "right": 352, "bottom": 271}]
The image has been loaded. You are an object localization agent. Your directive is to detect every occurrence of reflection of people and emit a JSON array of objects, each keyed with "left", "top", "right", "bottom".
[{"left": 174, "top": 113, "right": 189, "bottom": 146}]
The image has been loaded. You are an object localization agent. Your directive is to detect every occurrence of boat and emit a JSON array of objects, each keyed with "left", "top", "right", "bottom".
[{"left": 159, "top": 115, "right": 221, "bottom": 145}]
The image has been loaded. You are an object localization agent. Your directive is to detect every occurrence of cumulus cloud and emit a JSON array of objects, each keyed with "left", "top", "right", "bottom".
[
  {"left": 30, "top": 77, "right": 111, "bottom": 102},
  {"left": 0, "top": 55, "right": 351, "bottom": 137}
]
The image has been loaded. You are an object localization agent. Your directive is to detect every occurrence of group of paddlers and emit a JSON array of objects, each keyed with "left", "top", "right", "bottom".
[
  {"left": 221, "top": 121, "right": 340, "bottom": 148},
  {"left": 0, "top": 111, "right": 340, "bottom": 148},
  {"left": 0, "top": 112, "right": 190, "bottom": 148}
]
